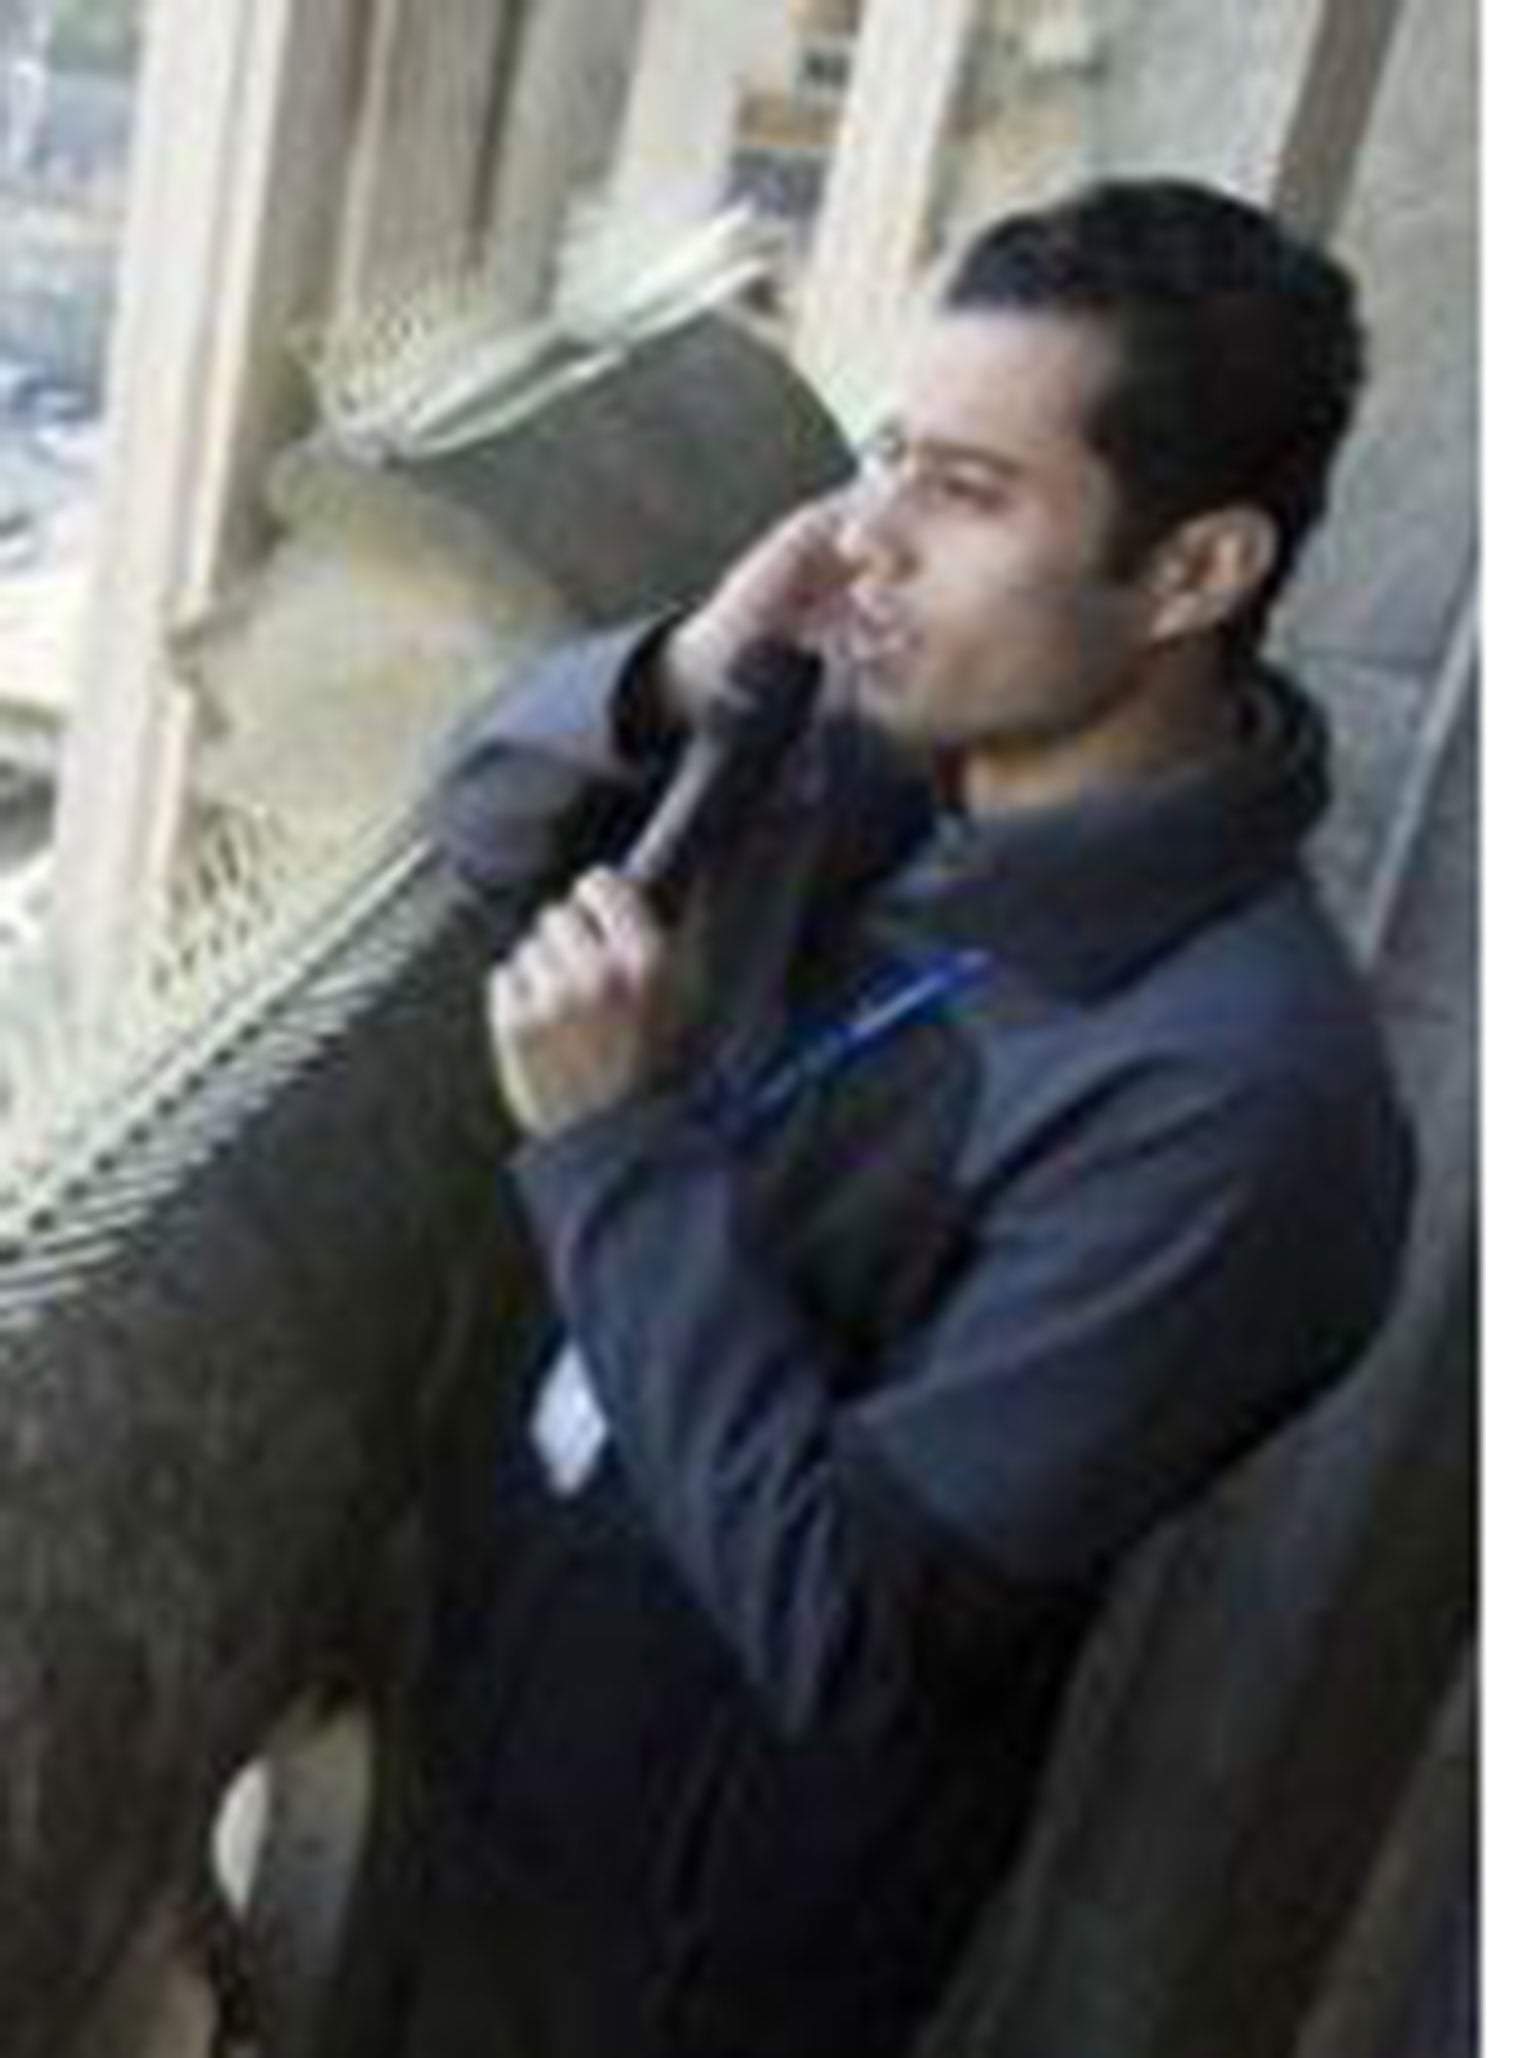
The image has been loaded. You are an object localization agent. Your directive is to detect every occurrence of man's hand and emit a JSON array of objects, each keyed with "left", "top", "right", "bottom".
[
  {"left": 661, "top": 492, "right": 855, "bottom": 725},
  {"left": 487, "top": 869, "right": 678, "bottom": 1138}
]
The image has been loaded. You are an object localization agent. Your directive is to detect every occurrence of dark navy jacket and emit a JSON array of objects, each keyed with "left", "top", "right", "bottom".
[{"left": 421, "top": 622, "right": 1416, "bottom": 2056}]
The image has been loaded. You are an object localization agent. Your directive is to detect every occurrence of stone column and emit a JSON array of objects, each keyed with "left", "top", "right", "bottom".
[
  {"left": 48, "top": 0, "right": 363, "bottom": 1040},
  {"left": 792, "top": 0, "right": 980, "bottom": 419},
  {"left": 598, "top": 0, "right": 777, "bottom": 270},
  {"left": 483, "top": 0, "right": 649, "bottom": 321},
  {"left": 330, "top": 0, "right": 516, "bottom": 326}
]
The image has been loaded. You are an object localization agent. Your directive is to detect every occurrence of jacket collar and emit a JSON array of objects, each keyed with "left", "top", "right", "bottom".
[{"left": 873, "top": 669, "right": 1331, "bottom": 1001}]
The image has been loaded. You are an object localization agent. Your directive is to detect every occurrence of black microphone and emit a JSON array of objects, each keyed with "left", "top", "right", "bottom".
[{"left": 621, "top": 639, "right": 823, "bottom": 918}]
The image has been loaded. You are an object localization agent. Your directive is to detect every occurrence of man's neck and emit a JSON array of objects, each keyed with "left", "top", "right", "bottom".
[{"left": 959, "top": 646, "right": 1240, "bottom": 819}]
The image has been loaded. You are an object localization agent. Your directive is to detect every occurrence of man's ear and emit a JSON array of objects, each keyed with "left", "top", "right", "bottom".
[{"left": 1140, "top": 506, "right": 1279, "bottom": 644}]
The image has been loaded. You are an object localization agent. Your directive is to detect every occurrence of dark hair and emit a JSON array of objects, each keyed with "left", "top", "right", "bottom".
[{"left": 944, "top": 179, "right": 1366, "bottom": 658}]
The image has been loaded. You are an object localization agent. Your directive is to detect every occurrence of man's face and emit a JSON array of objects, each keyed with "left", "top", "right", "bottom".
[{"left": 832, "top": 309, "right": 1164, "bottom": 785}]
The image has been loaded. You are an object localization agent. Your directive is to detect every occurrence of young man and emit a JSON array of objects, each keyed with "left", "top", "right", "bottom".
[{"left": 400, "top": 180, "right": 1416, "bottom": 2058}]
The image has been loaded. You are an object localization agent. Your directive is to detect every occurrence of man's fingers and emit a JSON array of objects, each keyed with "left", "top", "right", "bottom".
[
  {"left": 483, "top": 873, "right": 678, "bottom": 1137},
  {"left": 488, "top": 922, "right": 592, "bottom": 1036},
  {"left": 491, "top": 872, "right": 665, "bottom": 1031},
  {"left": 488, "top": 952, "right": 542, "bottom": 1032},
  {"left": 727, "top": 492, "right": 857, "bottom": 622},
  {"left": 570, "top": 869, "right": 666, "bottom": 985},
  {"left": 665, "top": 490, "right": 859, "bottom": 715},
  {"left": 529, "top": 897, "right": 614, "bottom": 1001}
]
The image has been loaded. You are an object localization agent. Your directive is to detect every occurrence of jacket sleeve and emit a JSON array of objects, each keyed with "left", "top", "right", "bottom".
[
  {"left": 424, "top": 618, "right": 681, "bottom": 951},
  {"left": 511, "top": 1048, "right": 1409, "bottom": 1743}
]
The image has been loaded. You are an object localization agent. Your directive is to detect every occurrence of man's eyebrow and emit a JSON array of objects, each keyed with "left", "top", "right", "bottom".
[
  {"left": 921, "top": 437, "right": 1023, "bottom": 477},
  {"left": 866, "top": 422, "right": 1024, "bottom": 479}
]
